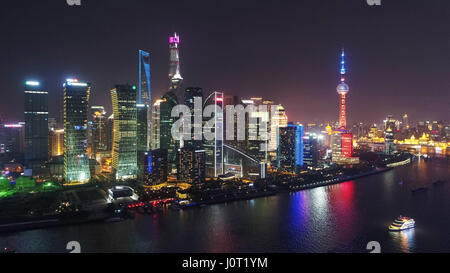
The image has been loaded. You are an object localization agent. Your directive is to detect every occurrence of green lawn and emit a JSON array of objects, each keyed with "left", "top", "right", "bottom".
[{"left": 0, "top": 176, "right": 60, "bottom": 199}]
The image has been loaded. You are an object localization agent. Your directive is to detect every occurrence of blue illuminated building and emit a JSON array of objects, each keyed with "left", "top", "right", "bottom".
[
  {"left": 147, "top": 152, "right": 152, "bottom": 174},
  {"left": 303, "top": 133, "right": 319, "bottom": 167},
  {"left": 139, "top": 50, "right": 151, "bottom": 106},
  {"left": 145, "top": 149, "right": 168, "bottom": 185},
  {"left": 291, "top": 123, "right": 304, "bottom": 168},
  {"left": 277, "top": 123, "right": 304, "bottom": 173},
  {"left": 138, "top": 50, "right": 151, "bottom": 150}
]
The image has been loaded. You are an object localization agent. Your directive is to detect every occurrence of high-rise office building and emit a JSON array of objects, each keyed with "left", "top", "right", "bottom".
[
  {"left": 247, "top": 98, "right": 270, "bottom": 162},
  {"left": 331, "top": 131, "right": 358, "bottom": 164},
  {"left": 177, "top": 147, "right": 206, "bottom": 184},
  {"left": 159, "top": 91, "right": 179, "bottom": 170},
  {"left": 146, "top": 148, "right": 168, "bottom": 185},
  {"left": 223, "top": 95, "right": 242, "bottom": 149},
  {"left": 168, "top": 33, "right": 183, "bottom": 91},
  {"left": 341, "top": 133, "right": 354, "bottom": 158},
  {"left": 331, "top": 132, "right": 343, "bottom": 162},
  {"left": 263, "top": 99, "right": 275, "bottom": 153},
  {"left": 223, "top": 96, "right": 246, "bottom": 151},
  {"left": 384, "top": 115, "right": 400, "bottom": 131},
  {"left": 139, "top": 50, "right": 151, "bottom": 150},
  {"left": 402, "top": 114, "right": 409, "bottom": 130},
  {"left": 385, "top": 126, "right": 395, "bottom": 155},
  {"left": 111, "top": 84, "right": 138, "bottom": 180},
  {"left": 24, "top": 81, "right": 49, "bottom": 168},
  {"left": 303, "top": 133, "right": 319, "bottom": 167},
  {"left": 192, "top": 149, "right": 206, "bottom": 184},
  {"left": 0, "top": 123, "right": 25, "bottom": 164},
  {"left": 137, "top": 103, "right": 149, "bottom": 176},
  {"left": 184, "top": 87, "right": 203, "bottom": 150},
  {"left": 151, "top": 99, "right": 162, "bottom": 150},
  {"left": 155, "top": 32, "right": 184, "bottom": 172},
  {"left": 105, "top": 114, "right": 114, "bottom": 152},
  {"left": 269, "top": 104, "right": 288, "bottom": 153},
  {"left": 49, "top": 128, "right": 64, "bottom": 157},
  {"left": 139, "top": 50, "right": 151, "bottom": 106},
  {"left": 89, "top": 106, "right": 107, "bottom": 158},
  {"left": 277, "top": 123, "right": 304, "bottom": 173},
  {"left": 63, "top": 79, "right": 91, "bottom": 184},
  {"left": 203, "top": 91, "right": 224, "bottom": 177}
]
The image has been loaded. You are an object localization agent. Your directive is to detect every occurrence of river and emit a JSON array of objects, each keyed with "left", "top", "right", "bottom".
[{"left": 1, "top": 157, "right": 449, "bottom": 253}]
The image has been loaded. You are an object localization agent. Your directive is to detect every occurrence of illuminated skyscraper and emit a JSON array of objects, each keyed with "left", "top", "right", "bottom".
[
  {"left": 159, "top": 91, "right": 179, "bottom": 170},
  {"left": 385, "top": 126, "right": 395, "bottom": 155},
  {"left": 303, "top": 133, "right": 319, "bottom": 167},
  {"left": 49, "top": 129, "right": 64, "bottom": 157},
  {"left": 63, "top": 79, "right": 91, "bottom": 184},
  {"left": 139, "top": 50, "right": 151, "bottom": 106},
  {"left": 89, "top": 106, "right": 107, "bottom": 158},
  {"left": 137, "top": 103, "right": 149, "bottom": 176},
  {"left": 384, "top": 115, "right": 400, "bottom": 131},
  {"left": 247, "top": 98, "right": 270, "bottom": 162},
  {"left": 177, "top": 147, "right": 206, "bottom": 184},
  {"left": 146, "top": 148, "right": 168, "bottom": 185},
  {"left": 402, "top": 114, "right": 409, "bottom": 130},
  {"left": 269, "top": 104, "right": 288, "bottom": 153},
  {"left": 331, "top": 132, "right": 343, "bottom": 162},
  {"left": 138, "top": 50, "right": 151, "bottom": 149},
  {"left": 184, "top": 87, "right": 203, "bottom": 150},
  {"left": 222, "top": 95, "right": 242, "bottom": 150},
  {"left": 336, "top": 49, "right": 349, "bottom": 130},
  {"left": 340, "top": 132, "right": 354, "bottom": 158},
  {"left": 151, "top": 99, "right": 162, "bottom": 150},
  {"left": 277, "top": 123, "right": 304, "bottom": 173},
  {"left": 168, "top": 33, "right": 183, "bottom": 91},
  {"left": 111, "top": 84, "right": 138, "bottom": 180},
  {"left": 24, "top": 81, "right": 48, "bottom": 168},
  {"left": 105, "top": 114, "right": 114, "bottom": 152},
  {"left": 203, "top": 91, "right": 224, "bottom": 177},
  {"left": 1, "top": 123, "right": 25, "bottom": 163}
]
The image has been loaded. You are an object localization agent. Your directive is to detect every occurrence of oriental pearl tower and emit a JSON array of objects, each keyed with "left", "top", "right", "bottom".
[{"left": 336, "top": 49, "right": 349, "bottom": 130}]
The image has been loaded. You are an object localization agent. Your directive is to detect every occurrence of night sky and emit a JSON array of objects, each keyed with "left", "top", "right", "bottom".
[{"left": 1, "top": 0, "right": 449, "bottom": 125}]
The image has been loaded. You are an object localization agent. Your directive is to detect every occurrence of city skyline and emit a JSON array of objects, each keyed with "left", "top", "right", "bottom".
[
  {"left": 1, "top": 0, "right": 449, "bottom": 125},
  {"left": 1, "top": 1, "right": 449, "bottom": 255}
]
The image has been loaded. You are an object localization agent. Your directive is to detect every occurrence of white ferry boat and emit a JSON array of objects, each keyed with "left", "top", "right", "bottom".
[{"left": 389, "top": 216, "right": 415, "bottom": 231}]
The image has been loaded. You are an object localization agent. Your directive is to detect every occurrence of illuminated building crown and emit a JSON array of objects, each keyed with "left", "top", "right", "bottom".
[{"left": 336, "top": 49, "right": 349, "bottom": 94}]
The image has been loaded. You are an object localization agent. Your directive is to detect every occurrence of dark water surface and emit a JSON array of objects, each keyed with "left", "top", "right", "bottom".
[{"left": 1, "top": 158, "right": 449, "bottom": 253}]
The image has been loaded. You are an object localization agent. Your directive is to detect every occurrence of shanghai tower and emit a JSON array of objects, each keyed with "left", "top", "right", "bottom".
[{"left": 168, "top": 33, "right": 183, "bottom": 91}]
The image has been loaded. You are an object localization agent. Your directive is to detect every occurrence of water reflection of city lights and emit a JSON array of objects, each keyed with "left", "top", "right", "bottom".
[{"left": 389, "top": 229, "right": 416, "bottom": 253}]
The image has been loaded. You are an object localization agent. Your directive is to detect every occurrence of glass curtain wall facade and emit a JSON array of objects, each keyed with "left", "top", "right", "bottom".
[
  {"left": 24, "top": 81, "right": 49, "bottom": 168},
  {"left": 203, "top": 91, "right": 224, "bottom": 178},
  {"left": 138, "top": 50, "right": 151, "bottom": 150},
  {"left": 159, "top": 91, "right": 178, "bottom": 170},
  {"left": 63, "top": 79, "right": 91, "bottom": 184},
  {"left": 111, "top": 84, "right": 138, "bottom": 180}
]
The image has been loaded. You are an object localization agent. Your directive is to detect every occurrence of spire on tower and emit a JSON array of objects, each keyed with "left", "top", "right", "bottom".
[
  {"left": 336, "top": 48, "right": 349, "bottom": 95},
  {"left": 169, "top": 32, "right": 183, "bottom": 90},
  {"left": 336, "top": 48, "right": 349, "bottom": 129},
  {"left": 340, "top": 48, "right": 346, "bottom": 83}
]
